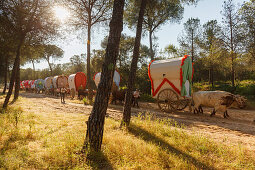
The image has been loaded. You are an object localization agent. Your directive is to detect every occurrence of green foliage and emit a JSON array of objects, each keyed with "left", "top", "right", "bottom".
[
  {"left": 119, "top": 86, "right": 127, "bottom": 90},
  {"left": 91, "top": 49, "right": 105, "bottom": 74},
  {"left": 41, "top": 44, "right": 64, "bottom": 75},
  {"left": 124, "top": 0, "right": 199, "bottom": 60},
  {"left": 82, "top": 97, "right": 94, "bottom": 105},
  {"left": 239, "top": 0, "right": 255, "bottom": 70},
  {"left": 69, "top": 54, "right": 86, "bottom": 73},
  {"left": 193, "top": 80, "right": 255, "bottom": 96},
  {"left": 140, "top": 93, "right": 156, "bottom": 102},
  {"left": 178, "top": 17, "right": 201, "bottom": 59},
  {"left": 162, "top": 44, "right": 179, "bottom": 58},
  {"left": 135, "top": 64, "right": 151, "bottom": 95},
  {"left": 235, "top": 80, "right": 255, "bottom": 96}
]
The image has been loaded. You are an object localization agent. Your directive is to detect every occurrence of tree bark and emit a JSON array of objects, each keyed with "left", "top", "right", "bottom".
[
  {"left": 14, "top": 54, "right": 20, "bottom": 101},
  {"left": 209, "top": 67, "right": 211, "bottom": 85},
  {"left": 122, "top": 0, "right": 147, "bottom": 127},
  {"left": 231, "top": 53, "right": 235, "bottom": 87},
  {"left": 211, "top": 66, "right": 214, "bottom": 89},
  {"left": 87, "top": 19, "right": 93, "bottom": 100},
  {"left": 82, "top": 0, "right": 125, "bottom": 152},
  {"left": 191, "top": 30, "right": 194, "bottom": 84},
  {"left": 47, "top": 57, "right": 53, "bottom": 76},
  {"left": 3, "top": 36, "right": 24, "bottom": 109},
  {"left": 149, "top": 30, "right": 154, "bottom": 60},
  {"left": 32, "top": 59, "right": 35, "bottom": 79},
  {"left": 191, "top": 30, "right": 194, "bottom": 63},
  {"left": 2, "top": 55, "right": 8, "bottom": 94},
  {"left": 230, "top": 14, "right": 235, "bottom": 87}
]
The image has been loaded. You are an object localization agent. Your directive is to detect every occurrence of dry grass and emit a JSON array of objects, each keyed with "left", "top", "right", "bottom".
[{"left": 0, "top": 96, "right": 254, "bottom": 169}]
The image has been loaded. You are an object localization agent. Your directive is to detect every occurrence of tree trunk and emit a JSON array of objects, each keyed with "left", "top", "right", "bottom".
[
  {"left": 47, "top": 57, "right": 53, "bottom": 76},
  {"left": 14, "top": 54, "right": 20, "bottom": 101},
  {"left": 230, "top": 14, "right": 235, "bottom": 87},
  {"left": 87, "top": 20, "right": 93, "bottom": 100},
  {"left": 32, "top": 59, "right": 35, "bottom": 79},
  {"left": 3, "top": 36, "right": 24, "bottom": 109},
  {"left": 208, "top": 68, "right": 211, "bottom": 85},
  {"left": 122, "top": 0, "right": 147, "bottom": 127},
  {"left": 211, "top": 66, "right": 214, "bottom": 89},
  {"left": 191, "top": 30, "right": 194, "bottom": 84},
  {"left": 2, "top": 56, "right": 8, "bottom": 94},
  {"left": 231, "top": 53, "right": 235, "bottom": 87},
  {"left": 149, "top": 30, "right": 154, "bottom": 60},
  {"left": 191, "top": 30, "right": 194, "bottom": 63},
  {"left": 82, "top": 0, "right": 125, "bottom": 152}
]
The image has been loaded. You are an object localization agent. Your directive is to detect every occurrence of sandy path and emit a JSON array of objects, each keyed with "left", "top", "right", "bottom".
[{"left": 19, "top": 92, "right": 255, "bottom": 155}]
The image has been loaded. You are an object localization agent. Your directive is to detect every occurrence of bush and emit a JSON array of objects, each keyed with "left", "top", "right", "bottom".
[
  {"left": 140, "top": 93, "right": 156, "bottom": 102},
  {"left": 82, "top": 97, "right": 94, "bottom": 105},
  {"left": 193, "top": 80, "right": 255, "bottom": 96}
]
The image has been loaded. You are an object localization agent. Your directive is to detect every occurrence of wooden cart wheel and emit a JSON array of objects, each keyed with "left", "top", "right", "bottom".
[
  {"left": 176, "top": 98, "right": 189, "bottom": 111},
  {"left": 157, "top": 88, "right": 179, "bottom": 113}
]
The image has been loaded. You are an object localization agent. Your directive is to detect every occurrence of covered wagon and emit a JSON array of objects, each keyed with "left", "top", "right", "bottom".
[
  {"left": 44, "top": 77, "right": 54, "bottom": 95},
  {"left": 57, "top": 75, "right": 69, "bottom": 88},
  {"left": 23, "top": 80, "right": 30, "bottom": 91},
  {"left": 28, "top": 80, "right": 35, "bottom": 91},
  {"left": 53, "top": 76, "right": 58, "bottom": 89},
  {"left": 68, "top": 72, "right": 87, "bottom": 98},
  {"left": 35, "top": 79, "right": 45, "bottom": 93},
  {"left": 52, "top": 75, "right": 68, "bottom": 95},
  {"left": 148, "top": 55, "right": 193, "bottom": 112},
  {"left": 44, "top": 77, "right": 53, "bottom": 89},
  {"left": 20, "top": 81, "right": 25, "bottom": 90},
  {"left": 94, "top": 70, "right": 121, "bottom": 90},
  {"left": 31, "top": 80, "right": 37, "bottom": 92}
]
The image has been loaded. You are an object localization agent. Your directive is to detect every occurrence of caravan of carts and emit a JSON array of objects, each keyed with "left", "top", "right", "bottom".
[
  {"left": 21, "top": 72, "right": 86, "bottom": 98},
  {"left": 20, "top": 71, "right": 121, "bottom": 100},
  {"left": 20, "top": 55, "right": 193, "bottom": 112}
]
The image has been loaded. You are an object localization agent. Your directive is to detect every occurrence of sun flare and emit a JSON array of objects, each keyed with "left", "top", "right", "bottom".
[{"left": 53, "top": 6, "right": 69, "bottom": 22}]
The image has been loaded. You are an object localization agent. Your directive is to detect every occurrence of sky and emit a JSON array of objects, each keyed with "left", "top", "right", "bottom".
[{"left": 22, "top": 0, "right": 245, "bottom": 70}]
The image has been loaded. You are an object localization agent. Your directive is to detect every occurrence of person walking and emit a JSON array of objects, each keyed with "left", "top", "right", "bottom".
[
  {"left": 60, "top": 87, "right": 67, "bottom": 104},
  {"left": 133, "top": 89, "right": 140, "bottom": 108}
]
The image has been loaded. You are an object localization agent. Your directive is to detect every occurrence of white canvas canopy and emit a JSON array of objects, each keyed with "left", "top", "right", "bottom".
[
  {"left": 44, "top": 77, "right": 53, "bottom": 89},
  {"left": 53, "top": 76, "right": 58, "bottom": 88},
  {"left": 31, "top": 80, "right": 37, "bottom": 89},
  {"left": 94, "top": 70, "right": 121, "bottom": 88},
  {"left": 148, "top": 55, "right": 193, "bottom": 98},
  {"left": 21, "top": 81, "right": 25, "bottom": 89},
  {"left": 28, "top": 80, "right": 34, "bottom": 88},
  {"left": 68, "top": 74, "right": 76, "bottom": 91},
  {"left": 36, "top": 79, "right": 45, "bottom": 90},
  {"left": 57, "top": 75, "right": 68, "bottom": 88}
]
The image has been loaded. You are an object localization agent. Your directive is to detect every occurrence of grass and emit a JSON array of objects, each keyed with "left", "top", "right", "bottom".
[{"left": 0, "top": 98, "right": 254, "bottom": 169}]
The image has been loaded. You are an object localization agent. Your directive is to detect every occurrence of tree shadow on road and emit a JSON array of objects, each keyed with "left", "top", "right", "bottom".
[{"left": 128, "top": 124, "right": 214, "bottom": 170}]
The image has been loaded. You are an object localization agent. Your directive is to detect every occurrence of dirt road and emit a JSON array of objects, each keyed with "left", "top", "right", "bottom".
[{"left": 19, "top": 92, "right": 255, "bottom": 154}]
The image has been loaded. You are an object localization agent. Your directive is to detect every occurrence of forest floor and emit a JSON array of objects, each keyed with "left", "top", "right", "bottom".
[{"left": 18, "top": 92, "right": 255, "bottom": 155}]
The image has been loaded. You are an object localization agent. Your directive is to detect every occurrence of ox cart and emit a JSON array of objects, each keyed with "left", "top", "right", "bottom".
[
  {"left": 52, "top": 75, "right": 69, "bottom": 96},
  {"left": 35, "top": 79, "right": 45, "bottom": 93},
  {"left": 94, "top": 70, "right": 121, "bottom": 89},
  {"left": 94, "top": 70, "right": 123, "bottom": 104},
  {"left": 68, "top": 72, "right": 87, "bottom": 99},
  {"left": 148, "top": 55, "right": 193, "bottom": 112},
  {"left": 44, "top": 77, "right": 54, "bottom": 95}
]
